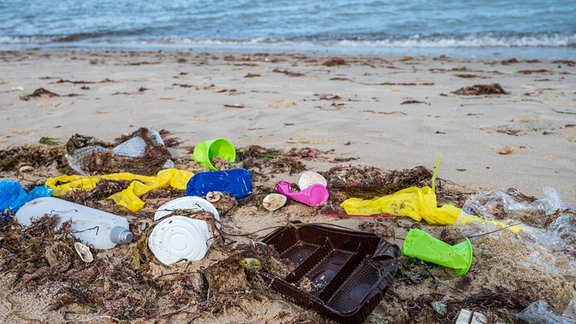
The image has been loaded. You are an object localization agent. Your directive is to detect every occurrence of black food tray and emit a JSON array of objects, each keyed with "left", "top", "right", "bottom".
[{"left": 257, "top": 224, "right": 400, "bottom": 323}]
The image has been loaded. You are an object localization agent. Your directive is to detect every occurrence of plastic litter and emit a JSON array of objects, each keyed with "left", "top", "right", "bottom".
[
  {"left": 148, "top": 197, "right": 220, "bottom": 265},
  {"left": 186, "top": 168, "right": 252, "bottom": 199},
  {"left": 401, "top": 228, "right": 473, "bottom": 276},
  {"left": 455, "top": 309, "right": 488, "bottom": 324},
  {"left": 461, "top": 187, "right": 575, "bottom": 253},
  {"left": 45, "top": 168, "right": 193, "bottom": 212},
  {"left": 340, "top": 155, "right": 465, "bottom": 225},
  {"left": 113, "top": 130, "right": 164, "bottom": 157},
  {"left": 66, "top": 129, "right": 174, "bottom": 175},
  {"left": 252, "top": 223, "right": 400, "bottom": 323},
  {"left": 462, "top": 187, "right": 568, "bottom": 220},
  {"left": 276, "top": 180, "right": 329, "bottom": 206},
  {"left": 564, "top": 299, "right": 576, "bottom": 320},
  {"left": 0, "top": 179, "right": 52, "bottom": 220},
  {"left": 193, "top": 138, "right": 236, "bottom": 170},
  {"left": 298, "top": 171, "right": 327, "bottom": 190},
  {"left": 16, "top": 197, "right": 133, "bottom": 250},
  {"left": 517, "top": 300, "right": 576, "bottom": 324}
]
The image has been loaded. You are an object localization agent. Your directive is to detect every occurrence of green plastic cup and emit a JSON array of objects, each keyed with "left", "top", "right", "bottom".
[
  {"left": 193, "top": 138, "right": 236, "bottom": 170},
  {"left": 402, "top": 228, "right": 473, "bottom": 276}
]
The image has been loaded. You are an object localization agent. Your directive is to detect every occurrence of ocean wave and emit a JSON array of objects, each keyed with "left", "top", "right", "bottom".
[
  {"left": 1, "top": 31, "right": 575, "bottom": 49},
  {"left": 152, "top": 32, "right": 576, "bottom": 48}
]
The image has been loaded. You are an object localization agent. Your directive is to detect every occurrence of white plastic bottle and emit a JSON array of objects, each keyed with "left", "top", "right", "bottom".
[{"left": 16, "top": 197, "right": 133, "bottom": 250}]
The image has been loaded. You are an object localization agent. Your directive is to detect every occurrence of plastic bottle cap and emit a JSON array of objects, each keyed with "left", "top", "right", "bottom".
[
  {"left": 148, "top": 216, "right": 210, "bottom": 265},
  {"left": 110, "top": 226, "right": 134, "bottom": 244}
]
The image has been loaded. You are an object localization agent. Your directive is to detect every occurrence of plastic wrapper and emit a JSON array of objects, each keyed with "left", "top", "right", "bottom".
[
  {"left": 0, "top": 179, "right": 53, "bottom": 220},
  {"left": 516, "top": 300, "right": 576, "bottom": 324},
  {"left": 65, "top": 129, "right": 173, "bottom": 176}
]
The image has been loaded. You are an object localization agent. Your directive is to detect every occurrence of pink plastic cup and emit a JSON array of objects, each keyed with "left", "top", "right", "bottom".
[{"left": 275, "top": 180, "right": 329, "bottom": 206}]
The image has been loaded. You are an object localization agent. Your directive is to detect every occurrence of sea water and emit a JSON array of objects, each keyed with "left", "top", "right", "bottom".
[{"left": 0, "top": 0, "right": 574, "bottom": 59}]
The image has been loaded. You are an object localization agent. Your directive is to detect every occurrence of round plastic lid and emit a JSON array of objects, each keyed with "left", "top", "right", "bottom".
[{"left": 148, "top": 216, "right": 209, "bottom": 265}]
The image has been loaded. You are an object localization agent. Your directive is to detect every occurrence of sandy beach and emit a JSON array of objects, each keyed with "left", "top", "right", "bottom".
[
  {"left": 1, "top": 50, "right": 574, "bottom": 202},
  {"left": 0, "top": 50, "right": 575, "bottom": 323}
]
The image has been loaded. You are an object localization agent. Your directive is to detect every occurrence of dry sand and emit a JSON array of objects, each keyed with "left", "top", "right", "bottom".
[{"left": 0, "top": 50, "right": 575, "bottom": 323}]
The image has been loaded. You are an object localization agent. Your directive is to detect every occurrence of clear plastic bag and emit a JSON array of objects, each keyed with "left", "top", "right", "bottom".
[
  {"left": 517, "top": 300, "right": 576, "bottom": 324},
  {"left": 65, "top": 129, "right": 173, "bottom": 175}
]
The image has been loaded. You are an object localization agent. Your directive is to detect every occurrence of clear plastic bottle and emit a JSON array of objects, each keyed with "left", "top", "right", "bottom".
[{"left": 16, "top": 197, "right": 133, "bottom": 249}]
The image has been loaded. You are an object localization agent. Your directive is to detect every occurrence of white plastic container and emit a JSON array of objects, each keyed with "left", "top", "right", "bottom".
[
  {"left": 148, "top": 196, "right": 220, "bottom": 265},
  {"left": 16, "top": 197, "right": 133, "bottom": 250}
]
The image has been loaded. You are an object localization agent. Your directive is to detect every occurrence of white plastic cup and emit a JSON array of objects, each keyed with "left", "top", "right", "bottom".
[
  {"left": 16, "top": 197, "right": 133, "bottom": 250},
  {"left": 148, "top": 196, "right": 220, "bottom": 265}
]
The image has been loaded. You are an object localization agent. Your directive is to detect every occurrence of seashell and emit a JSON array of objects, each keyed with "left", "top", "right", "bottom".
[
  {"left": 298, "top": 171, "right": 327, "bottom": 190},
  {"left": 74, "top": 242, "right": 94, "bottom": 263},
  {"left": 240, "top": 257, "right": 262, "bottom": 271},
  {"left": 498, "top": 146, "right": 514, "bottom": 155},
  {"left": 206, "top": 191, "right": 223, "bottom": 202},
  {"left": 262, "top": 193, "right": 287, "bottom": 211},
  {"left": 18, "top": 165, "right": 35, "bottom": 173}
]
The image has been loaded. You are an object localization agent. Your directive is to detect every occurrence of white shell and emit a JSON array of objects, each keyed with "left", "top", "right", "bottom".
[
  {"left": 298, "top": 171, "right": 327, "bottom": 190},
  {"left": 263, "top": 193, "right": 287, "bottom": 211},
  {"left": 206, "top": 191, "right": 223, "bottom": 202},
  {"left": 74, "top": 242, "right": 94, "bottom": 263}
]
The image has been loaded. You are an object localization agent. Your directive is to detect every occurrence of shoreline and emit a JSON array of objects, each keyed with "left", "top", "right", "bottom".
[
  {"left": 1, "top": 49, "right": 575, "bottom": 203},
  {"left": 2, "top": 44, "right": 575, "bottom": 61}
]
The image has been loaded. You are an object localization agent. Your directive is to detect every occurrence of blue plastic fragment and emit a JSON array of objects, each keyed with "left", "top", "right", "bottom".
[
  {"left": 0, "top": 179, "right": 53, "bottom": 221},
  {"left": 186, "top": 168, "right": 252, "bottom": 199}
]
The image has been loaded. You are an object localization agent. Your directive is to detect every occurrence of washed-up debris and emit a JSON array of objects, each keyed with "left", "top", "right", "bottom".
[
  {"left": 262, "top": 193, "right": 287, "bottom": 211},
  {"left": 192, "top": 138, "right": 236, "bottom": 170},
  {"left": 65, "top": 128, "right": 173, "bottom": 175},
  {"left": 19, "top": 88, "right": 60, "bottom": 101},
  {"left": 322, "top": 57, "right": 348, "bottom": 66},
  {"left": 452, "top": 83, "right": 507, "bottom": 95},
  {"left": 1, "top": 129, "right": 575, "bottom": 323},
  {"left": 324, "top": 165, "right": 433, "bottom": 201},
  {"left": 247, "top": 223, "right": 400, "bottom": 323},
  {"left": 16, "top": 197, "right": 133, "bottom": 249}
]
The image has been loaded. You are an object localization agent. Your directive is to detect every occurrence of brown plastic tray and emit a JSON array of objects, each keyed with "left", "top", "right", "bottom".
[{"left": 256, "top": 223, "right": 400, "bottom": 323}]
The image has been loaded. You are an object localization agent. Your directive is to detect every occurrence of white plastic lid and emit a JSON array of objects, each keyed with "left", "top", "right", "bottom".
[{"left": 148, "top": 216, "right": 209, "bottom": 265}]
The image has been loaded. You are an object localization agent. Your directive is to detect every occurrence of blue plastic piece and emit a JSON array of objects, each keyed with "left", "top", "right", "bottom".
[
  {"left": 186, "top": 168, "right": 252, "bottom": 199},
  {"left": 0, "top": 179, "right": 53, "bottom": 221}
]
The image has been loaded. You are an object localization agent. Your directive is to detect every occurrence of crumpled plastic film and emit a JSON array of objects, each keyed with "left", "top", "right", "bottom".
[
  {"left": 341, "top": 185, "right": 463, "bottom": 225},
  {"left": 340, "top": 155, "right": 464, "bottom": 225},
  {"left": 45, "top": 169, "right": 193, "bottom": 212}
]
